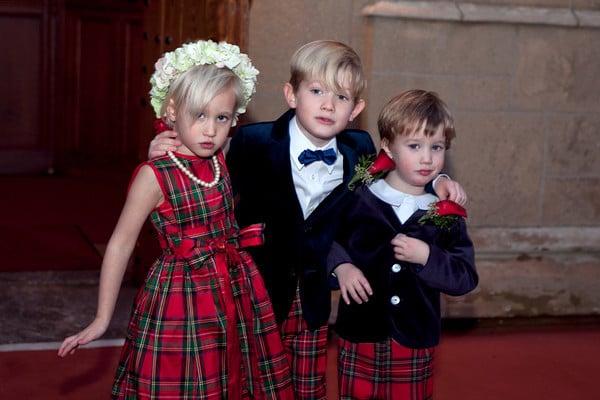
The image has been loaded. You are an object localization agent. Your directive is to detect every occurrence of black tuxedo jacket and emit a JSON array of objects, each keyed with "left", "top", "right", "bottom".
[
  {"left": 328, "top": 185, "right": 478, "bottom": 348},
  {"left": 227, "top": 109, "right": 376, "bottom": 329}
]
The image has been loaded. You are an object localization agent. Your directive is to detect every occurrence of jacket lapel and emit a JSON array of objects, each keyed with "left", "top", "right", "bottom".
[{"left": 269, "top": 110, "right": 304, "bottom": 225}]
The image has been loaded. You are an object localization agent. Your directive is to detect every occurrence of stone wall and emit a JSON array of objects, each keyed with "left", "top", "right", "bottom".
[{"left": 246, "top": 0, "right": 600, "bottom": 318}]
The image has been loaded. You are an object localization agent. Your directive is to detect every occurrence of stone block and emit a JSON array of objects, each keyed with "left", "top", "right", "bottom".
[
  {"left": 513, "top": 26, "right": 600, "bottom": 112},
  {"left": 459, "top": 2, "right": 578, "bottom": 26},
  {"left": 449, "top": 111, "right": 546, "bottom": 226},
  {"left": 443, "top": 227, "right": 600, "bottom": 318},
  {"left": 370, "top": 18, "right": 517, "bottom": 76},
  {"left": 545, "top": 113, "right": 600, "bottom": 177},
  {"left": 447, "top": 254, "right": 600, "bottom": 317},
  {"left": 364, "top": 74, "right": 512, "bottom": 146},
  {"left": 574, "top": 9, "right": 600, "bottom": 27},
  {"left": 477, "top": 0, "right": 578, "bottom": 8},
  {"left": 541, "top": 177, "right": 600, "bottom": 225},
  {"left": 571, "top": 0, "right": 600, "bottom": 10},
  {"left": 362, "top": 0, "right": 462, "bottom": 21}
]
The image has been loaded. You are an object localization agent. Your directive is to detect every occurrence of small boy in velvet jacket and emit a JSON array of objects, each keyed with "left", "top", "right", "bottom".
[{"left": 328, "top": 89, "right": 478, "bottom": 400}]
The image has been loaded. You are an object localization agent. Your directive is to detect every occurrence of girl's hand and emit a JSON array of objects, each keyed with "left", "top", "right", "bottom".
[
  {"left": 57, "top": 318, "right": 109, "bottom": 357},
  {"left": 149, "top": 130, "right": 181, "bottom": 159},
  {"left": 433, "top": 177, "right": 467, "bottom": 206},
  {"left": 334, "top": 263, "right": 373, "bottom": 305},
  {"left": 391, "top": 234, "right": 430, "bottom": 265}
]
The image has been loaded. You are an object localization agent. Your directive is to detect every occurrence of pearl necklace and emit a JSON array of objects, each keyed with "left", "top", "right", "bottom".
[{"left": 167, "top": 151, "right": 221, "bottom": 188}]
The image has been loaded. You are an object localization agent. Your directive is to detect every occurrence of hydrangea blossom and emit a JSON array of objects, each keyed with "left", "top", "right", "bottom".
[{"left": 149, "top": 40, "right": 259, "bottom": 121}]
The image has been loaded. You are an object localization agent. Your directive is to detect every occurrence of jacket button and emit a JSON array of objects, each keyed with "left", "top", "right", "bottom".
[
  {"left": 391, "top": 263, "right": 403, "bottom": 273},
  {"left": 390, "top": 295, "right": 401, "bottom": 305}
]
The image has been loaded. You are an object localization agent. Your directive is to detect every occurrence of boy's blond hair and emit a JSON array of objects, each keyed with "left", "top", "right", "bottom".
[
  {"left": 378, "top": 90, "right": 456, "bottom": 148},
  {"left": 162, "top": 64, "right": 243, "bottom": 126},
  {"left": 289, "top": 40, "right": 366, "bottom": 99}
]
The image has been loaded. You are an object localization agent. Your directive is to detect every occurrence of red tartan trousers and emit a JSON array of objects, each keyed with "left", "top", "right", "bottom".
[
  {"left": 279, "top": 289, "right": 329, "bottom": 400},
  {"left": 337, "top": 337, "right": 435, "bottom": 400}
]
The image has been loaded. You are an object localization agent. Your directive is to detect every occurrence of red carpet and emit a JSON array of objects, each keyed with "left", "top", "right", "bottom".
[{"left": 2, "top": 325, "right": 598, "bottom": 399}]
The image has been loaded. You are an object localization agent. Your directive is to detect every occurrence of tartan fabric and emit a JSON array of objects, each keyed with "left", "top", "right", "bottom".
[
  {"left": 279, "top": 288, "right": 329, "bottom": 400},
  {"left": 112, "top": 151, "right": 293, "bottom": 399},
  {"left": 337, "top": 337, "right": 434, "bottom": 400}
]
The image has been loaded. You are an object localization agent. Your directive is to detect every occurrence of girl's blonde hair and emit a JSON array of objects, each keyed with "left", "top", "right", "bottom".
[
  {"left": 289, "top": 40, "right": 366, "bottom": 100},
  {"left": 161, "top": 64, "right": 244, "bottom": 126}
]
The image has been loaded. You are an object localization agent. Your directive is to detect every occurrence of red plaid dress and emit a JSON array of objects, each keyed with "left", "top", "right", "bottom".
[{"left": 112, "top": 151, "right": 293, "bottom": 399}]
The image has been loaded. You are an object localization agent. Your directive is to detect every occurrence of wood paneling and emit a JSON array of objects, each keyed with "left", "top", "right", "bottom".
[
  {"left": 0, "top": 2, "right": 52, "bottom": 173},
  {"left": 60, "top": 5, "right": 144, "bottom": 167},
  {"left": 1, "top": 0, "right": 251, "bottom": 174}
]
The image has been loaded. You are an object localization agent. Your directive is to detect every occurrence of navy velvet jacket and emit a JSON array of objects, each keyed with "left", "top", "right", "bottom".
[
  {"left": 227, "top": 109, "right": 376, "bottom": 329},
  {"left": 328, "top": 184, "right": 478, "bottom": 348}
]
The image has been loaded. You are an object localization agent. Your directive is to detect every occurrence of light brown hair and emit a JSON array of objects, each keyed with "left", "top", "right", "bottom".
[{"left": 378, "top": 89, "right": 455, "bottom": 148}]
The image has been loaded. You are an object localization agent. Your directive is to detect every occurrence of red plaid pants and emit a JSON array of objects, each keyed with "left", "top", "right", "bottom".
[
  {"left": 338, "top": 337, "right": 434, "bottom": 400},
  {"left": 279, "top": 290, "right": 329, "bottom": 400}
]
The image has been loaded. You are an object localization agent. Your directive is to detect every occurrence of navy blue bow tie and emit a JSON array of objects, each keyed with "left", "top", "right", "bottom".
[{"left": 298, "top": 148, "right": 337, "bottom": 166}]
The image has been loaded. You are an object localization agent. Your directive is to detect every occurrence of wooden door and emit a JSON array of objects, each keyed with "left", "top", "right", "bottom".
[
  {"left": 1, "top": 0, "right": 251, "bottom": 174},
  {"left": 0, "top": 1, "right": 54, "bottom": 173},
  {"left": 56, "top": 0, "right": 145, "bottom": 172}
]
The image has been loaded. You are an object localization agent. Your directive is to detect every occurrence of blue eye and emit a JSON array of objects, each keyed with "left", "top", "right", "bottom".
[
  {"left": 432, "top": 144, "right": 445, "bottom": 151},
  {"left": 217, "top": 115, "right": 230, "bottom": 122},
  {"left": 408, "top": 144, "right": 420, "bottom": 150},
  {"left": 310, "top": 88, "right": 323, "bottom": 95},
  {"left": 337, "top": 94, "right": 349, "bottom": 101}
]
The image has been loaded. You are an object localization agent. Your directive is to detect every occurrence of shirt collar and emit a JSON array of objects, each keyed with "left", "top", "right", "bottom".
[
  {"left": 369, "top": 179, "right": 438, "bottom": 209},
  {"left": 289, "top": 116, "right": 338, "bottom": 172}
]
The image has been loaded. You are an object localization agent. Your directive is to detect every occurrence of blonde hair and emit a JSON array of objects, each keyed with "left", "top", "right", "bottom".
[
  {"left": 161, "top": 64, "right": 243, "bottom": 125},
  {"left": 378, "top": 90, "right": 456, "bottom": 148},
  {"left": 289, "top": 40, "right": 366, "bottom": 99}
]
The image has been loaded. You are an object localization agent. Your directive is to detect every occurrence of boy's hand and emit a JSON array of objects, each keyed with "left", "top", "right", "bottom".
[
  {"left": 148, "top": 130, "right": 181, "bottom": 159},
  {"left": 433, "top": 176, "right": 467, "bottom": 206},
  {"left": 57, "top": 318, "right": 109, "bottom": 357},
  {"left": 391, "top": 234, "right": 430, "bottom": 265},
  {"left": 334, "top": 263, "right": 373, "bottom": 305}
]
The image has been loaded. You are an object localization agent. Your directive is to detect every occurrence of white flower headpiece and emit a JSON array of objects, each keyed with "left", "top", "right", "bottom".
[{"left": 149, "top": 40, "right": 259, "bottom": 122}]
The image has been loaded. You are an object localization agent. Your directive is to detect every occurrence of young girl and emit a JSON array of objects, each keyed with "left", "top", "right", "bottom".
[
  {"left": 328, "top": 90, "right": 478, "bottom": 399},
  {"left": 58, "top": 40, "right": 294, "bottom": 399}
]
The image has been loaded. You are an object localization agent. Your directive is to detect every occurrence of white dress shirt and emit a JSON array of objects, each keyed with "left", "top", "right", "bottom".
[
  {"left": 289, "top": 117, "right": 344, "bottom": 219},
  {"left": 369, "top": 179, "right": 438, "bottom": 224}
]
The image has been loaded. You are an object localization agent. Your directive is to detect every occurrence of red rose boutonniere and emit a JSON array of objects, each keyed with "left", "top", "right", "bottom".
[
  {"left": 154, "top": 118, "right": 170, "bottom": 134},
  {"left": 348, "top": 150, "right": 396, "bottom": 190},
  {"left": 419, "top": 200, "right": 467, "bottom": 230}
]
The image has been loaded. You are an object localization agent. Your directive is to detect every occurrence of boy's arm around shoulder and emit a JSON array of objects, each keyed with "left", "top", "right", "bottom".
[{"left": 416, "top": 218, "right": 478, "bottom": 296}]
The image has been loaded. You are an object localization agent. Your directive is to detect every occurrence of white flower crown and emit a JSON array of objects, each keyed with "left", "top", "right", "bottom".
[{"left": 149, "top": 40, "right": 259, "bottom": 120}]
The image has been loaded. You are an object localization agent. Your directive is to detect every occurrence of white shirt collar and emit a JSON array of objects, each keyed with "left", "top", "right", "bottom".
[
  {"left": 289, "top": 116, "right": 338, "bottom": 172},
  {"left": 369, "top": 179, "right": 438, "bottom": 209}
]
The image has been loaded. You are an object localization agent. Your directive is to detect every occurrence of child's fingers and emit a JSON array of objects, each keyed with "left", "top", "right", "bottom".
[
  {"left": 58, "top": 336, "right": 79, "bottom": 357},
  {"left": 340, "top": 286, "right": 350, "bottom": 305},
  {"left": 157, "top": 130, "right": 179, "bottom": 139},
  {"left": 353, "top": 283, "right": 369, "bottom": 303},
  {"left": 391, "top": 233, "right": 406, "bottom": 245},
  {"left": 358, "top": 277, "right": 373, "bottom": 296},
  {"left": 347, "top": 285, "right": 363, "bottom": 304}
]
